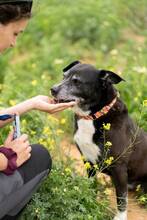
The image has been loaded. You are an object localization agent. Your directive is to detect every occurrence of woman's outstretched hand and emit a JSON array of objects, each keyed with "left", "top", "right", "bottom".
[
  {"left": 31, "top": 95, "right": 76, "bottom": 114},
  {"left": 0, "top": 95, "right": 77, "bottom": 128}
]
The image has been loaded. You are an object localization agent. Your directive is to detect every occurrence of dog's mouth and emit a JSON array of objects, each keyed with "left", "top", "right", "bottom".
[{"left": 53, "top": 98, "right": 77, "bottom": 104}]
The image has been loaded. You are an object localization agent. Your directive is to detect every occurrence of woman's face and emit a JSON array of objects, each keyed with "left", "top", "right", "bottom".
[{"left": 0, "top": 19, "right": 29, "bottom": 53}]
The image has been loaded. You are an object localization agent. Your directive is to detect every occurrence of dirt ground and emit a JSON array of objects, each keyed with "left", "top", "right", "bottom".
[
  {"left": 109, "top": 188, "right": 147, "bottom": 220},
  {"left": 61, "top": 140, "right": 147, "bottom": 220}
]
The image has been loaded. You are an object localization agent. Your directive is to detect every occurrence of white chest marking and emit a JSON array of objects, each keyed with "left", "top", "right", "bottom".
[
  {"left": 74, "top": 119, "right": 101, "bottom": 164},
  {"left": 72, "top": 105, "right": 90, "bottom": 116}
]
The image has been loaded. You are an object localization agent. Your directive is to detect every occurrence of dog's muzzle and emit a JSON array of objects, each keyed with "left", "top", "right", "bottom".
[{"left": 50, "top": 86, "right": 76, "bottom": 104}]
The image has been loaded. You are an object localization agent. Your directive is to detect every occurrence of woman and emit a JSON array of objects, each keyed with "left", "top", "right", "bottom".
[{"left": 0, "top": 1, "right": 76, "bottom": 219}]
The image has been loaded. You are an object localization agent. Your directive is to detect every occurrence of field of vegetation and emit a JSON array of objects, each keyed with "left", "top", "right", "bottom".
[{"left": 0, "top": 0, "right": 147, "bottom": 219}]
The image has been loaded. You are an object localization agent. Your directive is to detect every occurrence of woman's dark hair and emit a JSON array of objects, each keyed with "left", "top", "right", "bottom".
[{"left": 0, "top": 1, "right": 32, "bottom": 24}]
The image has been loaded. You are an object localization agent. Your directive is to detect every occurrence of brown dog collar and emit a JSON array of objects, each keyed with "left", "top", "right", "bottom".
[{"left": 77, "top": 93, "right": 119, "bottom": 120}]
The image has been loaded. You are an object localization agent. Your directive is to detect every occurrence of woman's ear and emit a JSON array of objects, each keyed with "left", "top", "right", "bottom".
[
  {"left": 99, "top": 70, "right": 125, "bottom": 84},
  {"left": 63, "top": 60, "right": 81, "bottom": 72}
]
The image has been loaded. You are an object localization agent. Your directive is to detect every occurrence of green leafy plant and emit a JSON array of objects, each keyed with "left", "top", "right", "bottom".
[{"left": 20, "top": 163, "right": 112, "bottom": 220}]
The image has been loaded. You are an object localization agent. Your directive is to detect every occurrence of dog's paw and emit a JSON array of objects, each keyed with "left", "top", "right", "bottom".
[
  {"left": 113, "top": 211, "right": 127, "bottom": 220},
  {"left": 113, "top": 217, "right": 119, "bottom": 220}
]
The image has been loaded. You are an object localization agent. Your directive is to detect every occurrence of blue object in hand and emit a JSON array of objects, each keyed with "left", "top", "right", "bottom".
[
  {"left": 0, "top": 114, "right": 13, "bottom": 121},
  {"left": 0, "top": 114, "right": 21, "bottom": 140}
]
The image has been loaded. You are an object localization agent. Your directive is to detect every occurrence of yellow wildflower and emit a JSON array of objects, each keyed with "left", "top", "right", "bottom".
[
  {"left": 143, "top": 100, "right": 147, "bottom": 107},
  {"left": 137, "top": 92, "right": 141, "bottom": 97},
  {"left": 139, "top": 195, "right": 147, "bottom": 203},
  {"left": 136, "top": 184, "right": 141, "bottom": 192},
  {"left": 48, "top": 144, "right": 55, "bottom": 151},
  {"left": 31, "top": 80, "right": 37, "bottom": 86},
  {"left": 41, "top": 74, "right": 46, "bottom": 80},
  {"left": 65, "top": 168, "right": 72, "bottom": 174},
  {"left": 9, "top": 125, "right": 13, "bottom": 130},
  {"left": 47, "top": 115, "right": 59, "bottom": 123},
  {"left": 22, "top": 119, "right": 27, "bottom": 125},
  {"left": 94, "top": 164, "right": 98, "bottom": 169},
  {"left": 35, "top": 208, "right": 39, "bottom": 214},
  {"left": 105, "top": 141, "right": 112, "bottom": 148},
  {"left": 60, "top": 118, "right": 66, "bottom": 125},
  {"left": 9, "top": 100, "right": 17, "bottom": 106},
  {"left": 43, "top": 126, "right": 52, "bottom": 135},
  {"left": 103, "top": 123, "right": 111, "bottom": 131},
  {"left": 84, "top": 162, "right": 91, "bottom": 169},
  {"left": 105, "top": 156, "right": 114, "bottom": 166},
  {"left": 54, "top": 58, "right": 64, "bottom": 65},
  {"left": 110, "top": 49, "right": 118, "bottom": 56},
  {"left": 104, "top": 188, "right": 112, "bottom": 195},
  {"left": 56, "top": 129, "right": 64, "bottom": 135},
  {"left": 39, "top": 138, "right": 47, "bottom": 146},
  {"left": 30, "top": 130, "right": 36, "bottom": 135},
  {"left": 32, "top": 63, "right": 36, "bottom": 69},
  {"left": 134, "top": 97, "right": 138, "bottom": 102},
  {"left": 50, "top": 139, "right": 55, "bottom": 145}
]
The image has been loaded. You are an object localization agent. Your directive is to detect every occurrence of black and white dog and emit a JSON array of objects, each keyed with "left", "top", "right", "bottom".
[{"left": 51, "top": 61, "right": 147, "bottom": 220}]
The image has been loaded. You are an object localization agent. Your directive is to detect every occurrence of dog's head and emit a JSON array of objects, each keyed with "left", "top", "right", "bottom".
[{"left": 51, "top": 61, "right": 124, "bottom": 115}]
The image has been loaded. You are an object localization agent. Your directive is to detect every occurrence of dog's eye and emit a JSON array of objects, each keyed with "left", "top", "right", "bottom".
[{"left": 72, "top": 78, "right": 81, "bottom": 85}]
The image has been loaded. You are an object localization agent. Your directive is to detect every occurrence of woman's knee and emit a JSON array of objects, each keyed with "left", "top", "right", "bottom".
[
  {"left": 31, "top": 144, "right": 52, "bottom": 172},
  {"left": 18, "top": 144, "right": 52, "bottom": 184}
]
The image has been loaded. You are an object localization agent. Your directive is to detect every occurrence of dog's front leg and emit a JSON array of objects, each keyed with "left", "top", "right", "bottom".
[{"left": 112, "top": 165, "right": 128, "bottom": 220}]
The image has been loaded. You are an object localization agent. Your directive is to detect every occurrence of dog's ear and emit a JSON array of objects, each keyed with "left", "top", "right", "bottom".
[
  {"left": 63, "top": 60, "right": 81, "bottom": 72},
  {"left": 99, "top": 70, "right": 125, "bottom": 84}
]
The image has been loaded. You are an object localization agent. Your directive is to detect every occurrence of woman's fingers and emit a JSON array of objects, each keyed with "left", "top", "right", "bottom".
[
  {"left": 22, "top": 149, "right": 31, "bottom": 161},
  {"left": 4, "top": 130, "right": 31, "bottom": 167},
  {"left": 4, "top": 130, "right": 14, "bottom": 145},
  {"left": 49, "top": 102, "right": 76, "bottom": 113},
  {"left": 32, "top": 95, "right": 77, "bottom": 113},
  {"left": 16, "top": 146, "right": 32, "bottom": 167},
  {"left": 54, "top": 101, "right": 77, "bottom": 108},
  {"left": 46, "top": 101, "right": 76, "bottom": 111},
  {"left": 17, "top": 152, "right": 31, "bottom": 167},
  {"left": 19, "top": 134, "right": 28, "bottom": 142},
  {"left": 49, "top": 99, "right": 56, "bottom": 104},
  {"left": 50, "top": 106, "right": 73, "bottom": 114},
  {"left": 24, "top": 140, "right": 30, "bottom": 147},
  {"left": 26, "top": 146, "right": 32, "bottom": 153},
  {"left": 37, "top": 100, "right": 76, "bottom": 113}
]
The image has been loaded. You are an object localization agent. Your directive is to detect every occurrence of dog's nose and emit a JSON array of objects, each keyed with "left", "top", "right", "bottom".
[{"left": 50, "top": 86, "right": 59, "bottom": 96}]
